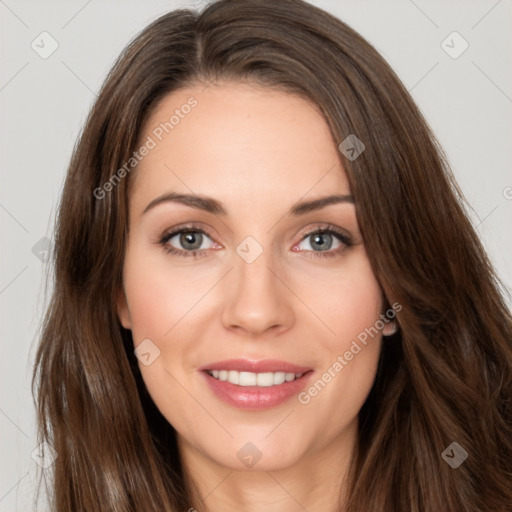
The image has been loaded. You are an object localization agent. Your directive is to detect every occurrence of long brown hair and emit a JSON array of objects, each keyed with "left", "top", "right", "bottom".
[{"left": 32, "top": 0, "right": 512, "bottom": 510}]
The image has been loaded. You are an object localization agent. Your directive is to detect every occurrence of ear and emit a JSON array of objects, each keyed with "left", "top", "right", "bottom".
[
  {"left": 116, "top": 287, "right": 132, "bottom": 329},
  {"left": 382, "top": 320, "right": 398, "bottom": 336},
  {"left": 380, "top": 295, "right": 400, "bottom": 336}
]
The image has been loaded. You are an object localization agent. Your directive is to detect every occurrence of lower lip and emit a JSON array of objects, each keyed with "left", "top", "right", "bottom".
[{"left": 201, "top": 371, "right": 314, "bottom": 410}]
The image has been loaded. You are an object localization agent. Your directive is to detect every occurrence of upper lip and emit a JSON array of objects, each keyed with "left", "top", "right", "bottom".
[{"left": 198, "top": 358, "right": 312, "bottom": 374}]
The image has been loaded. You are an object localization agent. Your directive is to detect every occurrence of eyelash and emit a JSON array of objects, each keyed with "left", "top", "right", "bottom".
[{"left": 157, "top": 223, "right": 353, "bottom": 260}]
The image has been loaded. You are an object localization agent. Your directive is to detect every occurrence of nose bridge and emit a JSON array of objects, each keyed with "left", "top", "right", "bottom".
[
  {"left": 235, "top": 239, "right": 275, "bottom": 291},
  {"left": 220, "top": 235, "right": 294, "bottom": 335},
  {"left": 233, "top": 237, "right": 281, "bottom": 305}
]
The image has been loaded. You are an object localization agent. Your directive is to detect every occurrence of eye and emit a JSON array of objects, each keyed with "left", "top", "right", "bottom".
[
  {"left": 293, "top": 225, "right": 353, "bottom": 259},
  {"left": 159, "top": 225, "right": 218, "bottom": 258}
]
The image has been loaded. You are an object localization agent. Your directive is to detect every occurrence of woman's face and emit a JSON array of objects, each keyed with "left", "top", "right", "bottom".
[{"left": 117, "top": 81, "right": 387, "bottom": 472}]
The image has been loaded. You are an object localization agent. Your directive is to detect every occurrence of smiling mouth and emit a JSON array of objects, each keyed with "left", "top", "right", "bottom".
[
  {"left": 205, "top": 369, "right": 310, "bottom": 387},
  {"left": 201, "top": 361, "right": 314, "bottom": 410}
]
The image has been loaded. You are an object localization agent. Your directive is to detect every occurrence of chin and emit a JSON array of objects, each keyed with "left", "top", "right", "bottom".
[{"left": 211, "top": 435, "right": 307, "bottom": 472}]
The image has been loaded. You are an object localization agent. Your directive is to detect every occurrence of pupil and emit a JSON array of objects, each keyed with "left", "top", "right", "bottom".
[
  {"left": 312, "top": 233, "right": 332, "bottom": 251},
  {"left": 181, "top": 232, "right": 202, "bottom": 250}
]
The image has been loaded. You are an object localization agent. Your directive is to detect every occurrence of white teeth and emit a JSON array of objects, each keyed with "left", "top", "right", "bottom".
[
  {"left": 257, "top": 372, "right": 274, "bottom": 387},
  {"left": 208, "top": 370, "right": 302, "bottom": 386},
  {"left": 239, "top": 371, "right": 257, "bottom": 386},
  {"left": 273, "top": 372, "right": 286, "bottom": 385},
  {"left": 228, "top": 370, "right": 239, "bottom": 385}
]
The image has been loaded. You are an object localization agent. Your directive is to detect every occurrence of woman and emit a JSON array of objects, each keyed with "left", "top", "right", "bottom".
[{"left": 32, "top": 0, "right": 512, "bottom": 510}]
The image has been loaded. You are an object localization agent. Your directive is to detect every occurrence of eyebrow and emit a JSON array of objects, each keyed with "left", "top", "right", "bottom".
[{"left": 142, "top": 192, "right": 354, "bottom": 217}]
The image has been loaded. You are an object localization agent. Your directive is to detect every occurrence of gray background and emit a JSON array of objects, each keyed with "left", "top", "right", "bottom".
[{"left": 1, "top": 0, "right": 511, "bottom": 509}]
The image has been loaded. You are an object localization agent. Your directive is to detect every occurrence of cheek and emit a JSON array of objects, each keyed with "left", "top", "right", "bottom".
[
  {"left": 122, "top": 248, "right": 211, "bottom": 341},
  {"left": 297, "top": 251, "right": 383, "bottom": 345},
  {"left": 292, "top": 254, "right": 383, "bottom": 429},
  {"left": 121, "top": 249, "right": 207, "bottom": 423}
]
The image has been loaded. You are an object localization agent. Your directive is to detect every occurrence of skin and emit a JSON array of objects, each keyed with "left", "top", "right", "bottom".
[{"left": 117, "top": 81, "right": 394, "bottom": 512}]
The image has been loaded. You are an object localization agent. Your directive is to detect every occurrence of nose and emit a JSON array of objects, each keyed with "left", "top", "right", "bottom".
[{"left": 220, "top": 246, "right": 295, "bottom": 337}]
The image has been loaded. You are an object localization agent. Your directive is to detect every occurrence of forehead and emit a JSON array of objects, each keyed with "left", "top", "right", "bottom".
[{"left": 130, "top": 81, "right": 350, "bottom": 215}]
